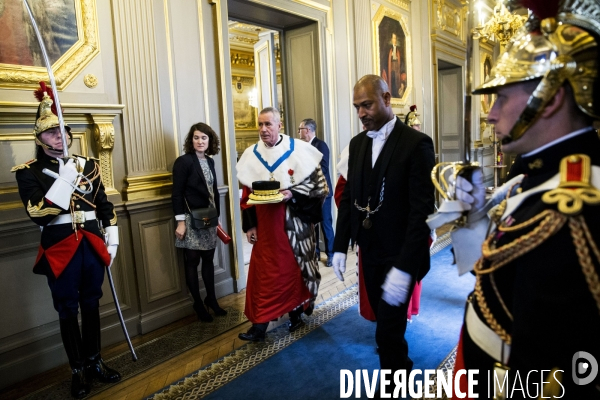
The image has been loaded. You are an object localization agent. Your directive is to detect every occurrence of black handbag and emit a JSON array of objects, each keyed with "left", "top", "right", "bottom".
[{"left": 185, "top": 199, "right": 218, "bottom": 230}]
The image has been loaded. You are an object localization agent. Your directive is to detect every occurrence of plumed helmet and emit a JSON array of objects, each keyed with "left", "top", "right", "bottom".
[
  {"left": 405, "top": 105, "right": 421, "bottom": 127},
  {"left": 473, "top": 0, "right": 600, "bottom": 144},
  {"left": 33, "top": 82, "right": 71, "bottom": 149}
]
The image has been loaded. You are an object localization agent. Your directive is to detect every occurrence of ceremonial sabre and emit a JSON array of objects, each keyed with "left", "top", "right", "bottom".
[
  {"left": 107, "top": 259, "right": 138, "bottom": 361},
  {"left": 22, "top": 0, "right": 138, "bottom": 361},
  {"left": 22, "top": 0, "right": 68, "bottom": 158}
]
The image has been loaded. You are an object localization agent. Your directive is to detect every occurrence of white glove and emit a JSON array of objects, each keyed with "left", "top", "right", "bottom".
[
  {"left": 45, "top": 158, "right": 79, "bottom": 210},
  {"left": 381, "top": 267, "right": 412, "bottom": 306},
  {"left": 107, "top": 245, "right": 118, "bottom": 267},
  {"left": 104, "top": 226, "right": 119, "bottom": 266},
  {"left": 332, "top": 252, "right": 347, "bottom": 281},
  {"left": 454, "top": 168, "right": 485, "bottom": 212}
]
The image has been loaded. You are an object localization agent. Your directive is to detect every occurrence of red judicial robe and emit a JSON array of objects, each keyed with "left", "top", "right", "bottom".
[{"left": 243, "top": 195, "right": 312, "bottom": 324}]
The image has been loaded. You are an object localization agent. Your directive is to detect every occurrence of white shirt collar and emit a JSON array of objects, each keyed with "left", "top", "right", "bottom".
[{"left": 367, "top": 116, "right": 396, "bottom": 140}]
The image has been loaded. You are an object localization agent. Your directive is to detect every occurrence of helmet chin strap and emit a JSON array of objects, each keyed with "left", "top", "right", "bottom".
[
  {"left": 35, "top": 134, "right": 72, "bottom": 154},
  {"left": 504, "top": 68, "right": 569, "bottom": 145},
  {"left": 503, "top": 95, "right": 545, "bottom": 145}
]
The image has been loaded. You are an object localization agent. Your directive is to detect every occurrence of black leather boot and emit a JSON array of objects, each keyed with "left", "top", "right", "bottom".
[
  {"left": 59, "top": 317, "right": 91, "bottom": 399},
  {"left": 86, "top": 354, "right": 121, "bottom": 383},
  {"left": 81, "top": 309, "right": 121, "bottom": 383},
  {"left": 71, "top": 367, "right": 89, "bottom": 399}
]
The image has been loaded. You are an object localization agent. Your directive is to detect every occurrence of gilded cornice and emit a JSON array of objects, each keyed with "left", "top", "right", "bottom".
[
  {"left": 230, "top": 35, "right": 259, "bottom": 45},
  {"left": 0, "top": 0, "right": 100, "bottom": 90},
  {"left": 122, "top": 173, "right": 173, "bottom": 201},
  {"left": 432, "top": 0, "right": 467, "bottom": 43},
  {"left": 387, "top": 0, "right": 410, "bottom": 11},
  {"left": 0, "top": 102, "right": 124, "bottom": 126}
]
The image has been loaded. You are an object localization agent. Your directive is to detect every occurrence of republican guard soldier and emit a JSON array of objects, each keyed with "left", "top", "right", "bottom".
[
  {"left": 12, "top": 84, "right": 121, "bottom": 398},
  {"left": 428, "top": 0, "right": 600, "bottom": 397}
]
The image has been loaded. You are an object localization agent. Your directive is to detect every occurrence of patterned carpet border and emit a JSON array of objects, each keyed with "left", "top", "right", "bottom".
[
  {"left": 148, "top": 234, "right": 454, "bottom": 400},
  {"left": 147, "top": 286, "right": 360, "bottom": 400},
  {"left": 20, "top": 308, "right": 248, "bottom": 400}
]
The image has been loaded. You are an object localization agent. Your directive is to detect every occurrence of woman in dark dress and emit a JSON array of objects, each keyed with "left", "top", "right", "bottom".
[{"left": 172, "top": 123, "right": 226, "bottom": 321}]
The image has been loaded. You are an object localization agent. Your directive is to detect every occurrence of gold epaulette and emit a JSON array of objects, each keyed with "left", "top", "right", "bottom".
[
  {"left": 542, "top": 154, "right": 600, "bottom": 215},
  {"left": 72, "top": 154, "right": 99, "bottom": 161},
  {"left": 10, "top": 159, "right": 37, "bottom": 173}
]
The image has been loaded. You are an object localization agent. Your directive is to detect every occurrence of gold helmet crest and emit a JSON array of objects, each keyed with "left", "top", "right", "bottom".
[
  {"left": 473, "top": 0, "right": 600, "bottom": 144},
  {"left": 33, "top": 82, "right": 71, "bottom": 150}
]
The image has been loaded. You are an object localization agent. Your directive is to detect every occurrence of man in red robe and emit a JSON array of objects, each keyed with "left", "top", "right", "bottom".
[{"left": 236, "top": 107, "right": 329, "bottom": 341}]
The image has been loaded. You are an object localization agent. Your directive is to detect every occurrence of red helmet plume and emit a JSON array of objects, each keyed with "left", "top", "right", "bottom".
[{"left": 33, "top": 81, "right": 57, "bottom": 116}]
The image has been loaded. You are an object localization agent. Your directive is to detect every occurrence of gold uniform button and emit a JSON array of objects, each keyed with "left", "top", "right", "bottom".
[
  {"left": 80, "top": 224, "right": 85, "bottom": 228},
  {"left": 76, "top": 205, "right": 81, "bottom": 209}
]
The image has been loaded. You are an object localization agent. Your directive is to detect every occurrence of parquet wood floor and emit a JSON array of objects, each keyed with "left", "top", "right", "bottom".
[{"left": 0, "top": 255, "right": 359, "bottom": 400}]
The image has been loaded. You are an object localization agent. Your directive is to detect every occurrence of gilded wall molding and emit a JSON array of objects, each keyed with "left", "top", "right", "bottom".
[
  {"left": 0, "top": 0, "right": 100, "bottom": 90},
  {"left": 122, "top": 173, "right": 173, "bottom": 201},
  {"left": 432, "top": 0, "right": 467, "bottom": 43},
  {"left": 91, "top": 114, "right": 118, "bottom": 196},
  {"left": 84, "top": 74, "right": 98, "bottom": 88},
  {"left": 387, "top": 0, "right": 410, "bottom": 11}
]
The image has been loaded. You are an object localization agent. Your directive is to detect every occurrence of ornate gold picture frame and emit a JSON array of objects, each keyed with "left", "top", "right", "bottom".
[
  {"left": 0, "top": 0, "right": 99, "bottom": 90},
  {"left": 373, "top": 6, "right": 412, "bottom": 107},
  {"left": 480, "top": 52, "right": 495, "bottom": 114},
  {"left": 232, "top": 75, "right": 258, "bottom": 130}
]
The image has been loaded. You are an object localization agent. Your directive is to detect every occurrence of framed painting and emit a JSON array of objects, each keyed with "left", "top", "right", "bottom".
[
  {"left": 0, "top": 0, "right": 99, "bottom": 90},
  {"left": 373, "top": 6, "right": 412, "bottom": 106},
  {"left": 480, "top": 52, "right": 495, "bottom": 114},
  {"left": 232, "top": 75, "right": 258, "bottom": 130}
]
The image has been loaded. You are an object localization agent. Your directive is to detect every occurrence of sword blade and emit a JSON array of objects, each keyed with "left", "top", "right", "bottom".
[
  {"left": 463, "top": 0, "right": 475, "bottom": 164},
  {"left": 22, "top": 0, "right": 69, "bottom": 158},
  {"left": 107, "top": 262, "right": 138, "bottom": 361}
]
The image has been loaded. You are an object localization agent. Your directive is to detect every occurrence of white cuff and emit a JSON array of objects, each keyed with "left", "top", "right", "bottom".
[
  {"left": 104, "top": 225, "right": 119, "bottom": 246},
  {"left": 451, "top": 216, "right": 490, "bottom": 275},
  {"left": 45, "top": 178, "right": 75, "bottom": 210},
  {"left": 175, "top": 214, "right": 186, "bottom": 221}
]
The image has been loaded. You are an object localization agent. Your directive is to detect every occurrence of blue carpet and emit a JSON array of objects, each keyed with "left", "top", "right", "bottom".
[
  {"left": 202, "top": 245, "right": 475, "bottom": 400},
  {"left": 405, "top": 245, "right": 476, "bottom": 370}
]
